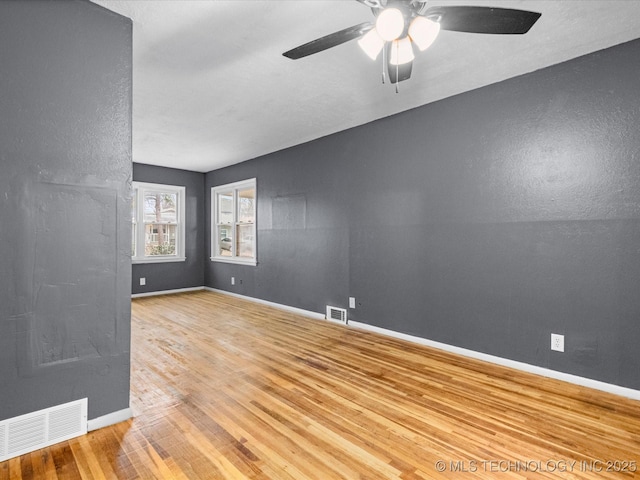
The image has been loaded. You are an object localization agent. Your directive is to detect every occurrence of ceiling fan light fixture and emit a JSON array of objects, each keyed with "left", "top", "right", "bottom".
[
  {"left": 408, "top": 16, "right": 441, "bottom": 51},
  {"left": 358, "top": 28, "right": 385, "bottom": 60},
  {"left": 375, "top": 8, "right": 405, "bottom": 41},
  {"left": 389, "top": 36, "right": 415, "bottom": 66}
]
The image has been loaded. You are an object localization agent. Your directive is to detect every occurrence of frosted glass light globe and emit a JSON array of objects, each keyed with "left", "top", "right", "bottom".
[
  {"left": 389, "top": 37, "right": 415, "bottom": 65},
  {"left": 376, "top": 8, "right": 405, "bottom": 42},
  {"left": 409, "top": 16, "right": 440, "bottom": 51},
  {"left": 358, "top": 28, "right": 385, "bottom": 60}
]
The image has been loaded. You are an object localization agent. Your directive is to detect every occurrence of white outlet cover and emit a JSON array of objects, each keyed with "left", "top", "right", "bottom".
[
  {"left": 231, "top": 277, "right": 235, "bottom": 285},
  {"left": 551, "top": 333, "right": 564, "bottom": 352},
  {"left": 349, "top": 297, "right": 356, "bottom": 309},
  {"left": 140, "top": 277, "right": 146, "bottom": 286}
]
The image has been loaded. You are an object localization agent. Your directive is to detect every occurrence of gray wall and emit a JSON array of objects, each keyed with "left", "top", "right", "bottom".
[
  {"left": 205, "top": 152, "right": 349, "bottom": 312},
  {"left": 0, "top": 0, "right": 132, "bottom": 421},
  {"left": 132, "top": 164, "right": 205, "bottom": 294},
  {"left": 206, "top": 38, "right": 640, "bottom": 391}
]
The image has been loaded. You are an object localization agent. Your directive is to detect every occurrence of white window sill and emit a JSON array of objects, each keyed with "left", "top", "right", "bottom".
[
  {"left": 133, "top": 256, "right": 186, "bottom": 264},
  {"left": 210, "top": 257, "right": 257, "bottom": 267}
]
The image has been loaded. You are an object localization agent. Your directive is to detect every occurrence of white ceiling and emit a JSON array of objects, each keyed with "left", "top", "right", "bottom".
[{"left": 93, "top": 0, "right": 640, "bottom": 173}]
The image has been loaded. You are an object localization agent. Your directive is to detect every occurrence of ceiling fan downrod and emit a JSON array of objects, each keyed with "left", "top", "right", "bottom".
[
  {"left": 394, "top": 43, "right": 400, "bottom": 93},
  {"left": 381, "top": 45, "right": 386, "bottom": 84}
]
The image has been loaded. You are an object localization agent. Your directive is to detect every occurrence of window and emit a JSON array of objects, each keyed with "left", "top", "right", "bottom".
[
  {"left": 211, "top": 179, "right": 256, "bottom": 265},
  {"left": 132, "top": 182, "right": 186, "bottom": 263}
]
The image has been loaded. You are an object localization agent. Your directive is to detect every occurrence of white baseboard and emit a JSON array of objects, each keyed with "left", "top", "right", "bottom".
[
  {"left": 204, "top": 287, "right": 326, "bottom": 321},
  {"left": 87, "top": 407, "right": 133, "bottom": 432},
  {"left": 349, "top": 321, "right": 640, "bottom": 401},
  {"left": 132, "top": 286, "right": 204, "bottom": 298},
  {"left": 136, "top": 287, "right": 640, "bottom": 401}
]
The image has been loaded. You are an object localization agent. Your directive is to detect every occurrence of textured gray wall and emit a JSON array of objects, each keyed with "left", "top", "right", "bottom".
[
  {"left": 132, "top": 164, "right": 205, "bottom": 294},
  {"left": 206, "top": 38, "right": 640, "bottom": 390},
  {"left": 0, "top": 0, "right": 132, "bottom": 420},
  {"left": 205, "top": 146, "right": 350, "bottom": 313}
]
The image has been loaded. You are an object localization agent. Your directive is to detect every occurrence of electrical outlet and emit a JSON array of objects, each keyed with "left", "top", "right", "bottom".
[
  {"left": 140, "top": 277, "right": 146, "bottom": 286},
  {"left": 551, "top": 333, "right": 564, "bottom": 352},
  {"left": 231, "top": 277, "right": 235, "bottom": 285},
  {"left": 349, "top": 297, "right": 356, "bottom": 309}
]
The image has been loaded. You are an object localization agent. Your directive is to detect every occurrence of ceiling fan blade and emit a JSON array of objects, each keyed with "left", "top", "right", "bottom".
[
  {"left": 353, "top": 0, "right": 382, "bottom": 7},
  {"left": 425, "top": 6, "right": 541, "bottom": 35},
  {"left": 388, "top": 60, "right": 413, "bottom": 84},
  {"left": 283, "top": 22, "right": 374, "bottom": 59}
]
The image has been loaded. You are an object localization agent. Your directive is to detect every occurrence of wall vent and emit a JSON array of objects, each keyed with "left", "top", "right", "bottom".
[
  {"left": 0, "top": 398, "right": 87, "bottom": 462},
  {"left": 0, "top": 424, "right": 5, "bottom": 459},
  {"left": 326, "top": 306, "right": 348, "bottom": 325}
]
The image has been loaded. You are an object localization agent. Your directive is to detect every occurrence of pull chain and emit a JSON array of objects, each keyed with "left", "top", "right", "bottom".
[{"left": 395, "top": 42, "right": 399, "bottom": 93}]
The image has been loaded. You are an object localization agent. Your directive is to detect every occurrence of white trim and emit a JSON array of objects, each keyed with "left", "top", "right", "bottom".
[
  {"left": 349, "top": 321, "right": 640, "bottom": 401},
  {"left": 133, "top": 256, "right": 186, "bottom": 264},
  {"left": 204, "top": 287, "right": 325, "bottom": 321},
  {"left": 132, "top": 181, "right": 180, "bottom": 192},
  {"left": 132, "top": 181, "right": 186, "bottom": 263},
  {"left": 132, "top": 286, "right": 204, "bottom": 299},
  {"left": 211, "top": 178, "right": 257, "bottom": 191},
  {"left": 209, "top": 256, "right": 257, "bottom": 266},
  {"left": 87, "top": 407, "right": 133, "bottom": 432},
  {"left": 211, "top": 178, "right": 257, "bottom": 266}
]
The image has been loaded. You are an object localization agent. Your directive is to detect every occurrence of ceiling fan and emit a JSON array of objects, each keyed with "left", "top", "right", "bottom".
[{"left": 283, "top": 0, "right": 541, "bottom": 87}]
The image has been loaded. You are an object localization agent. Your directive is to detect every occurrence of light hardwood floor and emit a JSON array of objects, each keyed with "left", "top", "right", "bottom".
[{"left": 2, "top": 290, "right": 640, "bottom": 479}]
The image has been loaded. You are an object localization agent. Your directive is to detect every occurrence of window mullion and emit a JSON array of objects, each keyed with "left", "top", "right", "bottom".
[
  {"left": 232, "top": 189, "right": 238, "bottom": 258},
  {"left": 171, "top": 221, "right": 178, "bottom": 255},
  {"left": 136, "top": 189, "right": 145, "bottom": 258}
]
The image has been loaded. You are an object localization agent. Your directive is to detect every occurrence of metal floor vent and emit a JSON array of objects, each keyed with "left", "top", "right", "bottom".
[
  {"left": 326, "top": 306, "right": 348, "bottom": 325},
  {"left": 0, "top": 398, "right": 87, "bottom": 462}
]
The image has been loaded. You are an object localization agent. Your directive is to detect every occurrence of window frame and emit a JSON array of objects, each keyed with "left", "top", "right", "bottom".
[
  {"left": 211, "top": 178, "right": 257, "bottom": 266},
  {"left": 132, "top": 181, "right": 186, "bottom": 264}
]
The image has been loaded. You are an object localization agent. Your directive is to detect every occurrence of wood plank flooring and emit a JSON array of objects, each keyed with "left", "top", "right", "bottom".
[{"left": 2, "top": 290, "right": 640, "bottom": 479}]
